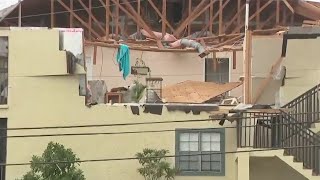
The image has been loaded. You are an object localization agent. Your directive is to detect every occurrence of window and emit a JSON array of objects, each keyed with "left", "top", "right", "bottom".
[
  {"left": 0, "top": 37, "right": 8, "bottom": 105},
  {"left": 205, "top": 58, "right": 229, "bottom": 84},
  {"left": 175, "top": 129, "right": 225, "bottom": 176}
]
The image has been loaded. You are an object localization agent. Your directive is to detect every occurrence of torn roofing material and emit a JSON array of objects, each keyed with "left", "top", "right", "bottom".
[
  {"left": 162, "top": 81, "right": 242, "bottom": 103},
  {"left": 0, "top": 1, "right": 20, "bottom": 22}
]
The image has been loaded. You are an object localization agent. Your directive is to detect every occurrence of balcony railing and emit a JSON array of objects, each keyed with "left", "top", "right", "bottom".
[
  {"left": 237, "top": 111, "right": 320, "bottom": 175},
  {"left": 283, "top": 84, "right": 320, "bottom": 128}
]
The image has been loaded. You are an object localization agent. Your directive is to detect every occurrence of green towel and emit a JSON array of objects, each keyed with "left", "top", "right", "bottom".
[{"left": 116, "top": 44, "right": 130, "bottom": 80}]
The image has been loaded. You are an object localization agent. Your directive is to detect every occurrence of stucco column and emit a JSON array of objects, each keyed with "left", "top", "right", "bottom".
[{"left": 237, "top": 152, "right": 250, "bottom": 180}]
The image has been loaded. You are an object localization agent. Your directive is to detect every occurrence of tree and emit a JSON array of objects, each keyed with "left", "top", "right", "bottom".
[
  {"left": 19, "top": 142, "right": 85, "bottom": 180},
  {"left": 136, "top": 148, "right": 177, "bottom": 180}
]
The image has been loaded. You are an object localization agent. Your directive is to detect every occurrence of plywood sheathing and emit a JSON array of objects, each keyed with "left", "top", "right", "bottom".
[{"left": 162, "top": 81, "right": 242, "bottom": 103}]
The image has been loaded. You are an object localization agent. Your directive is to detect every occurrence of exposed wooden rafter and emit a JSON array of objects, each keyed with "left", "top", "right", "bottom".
[
  {"left": 56, "top": 0, "right": 101, "bottom": 38},
  {"left": 233, "top": 0, "right": 274, "bottom": 33}
]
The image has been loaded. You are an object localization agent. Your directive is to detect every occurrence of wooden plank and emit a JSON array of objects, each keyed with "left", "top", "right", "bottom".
[
  {"left": 256, "top": 0, "right": 261, "bottom": 29},
  {"left": 137, "top": 0, "right": 141, "bottom": 32},
  {"left": 260, "top": 13, "right": 275, "bottom": 28},
  {"left": 115, "top": 0, "right": 119, "bottom": 39},
  {"left": 70, "top": 0, "right": 74, "bottom": 27},
  {"left": 197, "top": 0, "right": 231, "bottom": 38},
  {"left": 57, "top": 0, "right": 101, "bottom": 38},
  {"left": 213, "top": 52, "right": 217, "bottom": 72},
  {"left": 106, "top": 0, "right": 110, "bottom": 39},
  {"left": 244, "top": 30, "right": 252, "bottom": 104},
  {"left": 225, "top": 3, "right": 246, "bottom": 32},
  {"left": 173, "top": 0, "right": 208, "bottom": 37},
  {"left": 111, "top": 0, "right": 163, "bottom": 48},
  {"left": 282, "top": 4, "right": 287, "bottom": 25},
  {"left": 233, "top": 0, "right": 273, "bottom": 33},
  {"left": 162, "top": 0, "right": 166, "bottom": 36},
  {"left": 146, "top": 0, "right": 174, "bottom": 32},
  {"left": 18, "top": 1, "right": 21, "bottom": 27},
  {"left": 237, "top": 0, "right": 241, "bottom": 33},
  {"left": 213, "top": 35, "right": 243, "bottom": 48},
  {"left": 86, "top": 41, "right": 243, "bottom": 52},
  {"left": 252, "top": 57, "right": 284, "bottom": 104},
  {"left": 209, "top": 0, "right": 214, "bottom": 33},
  {"left": 219, "top": 0, "right": 223, "bottom": 34},
  {"left": 188, "top": 0, "right": 192, "bottom": 36},
  {"left": 89, "top": 0, "right": 92, "bottom": 40},
  {"left": 232, "top": 50, "right": 236, "bottom": 69},
  {"left": 78, "top": 0, "right": 105, "bottom": 33},
  {"left": 51, "top": 0, "right": 54, "bottom": 28},
  {"left": 276, "top": 0, "right": 280, "bottom": 25},
  {"left": 93, "top": 45, "right": 97, "bottom": 65},
  {"left": 283, "top": 0, "right": 294, "bottom": 13}
]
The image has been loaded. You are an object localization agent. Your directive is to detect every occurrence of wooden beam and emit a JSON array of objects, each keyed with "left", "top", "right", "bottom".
[
  {"left": 276, "top": 0, "right": 280, "bottom": 25},
  {"left": 89, "top": 0, "right": 92, "bottom": 40},
  {"left": 86, "top": 41, "right": 243, "bottom": 52},
  {"left": 209, "top": 0, "right": 214, "bottom": 33},
  {"left": 70, "top": 0, "right": 74, "bottom": 27},
  {"left": 137, "top": 0, "right": 141, "bottom": 32},
  {"left": 115, "top": 0, "right": 120, "bottom": 39},
  {"left": 111, "top": 0, "right": 163, "bottom": 48},
  {"left": 244, "top": 30, "right": 252, "bottom": 104},
  {"left": 260, "top": 13, "right": 275, "bottom": 28},
  {"left": 283, "top": 0, "right": 294, "bottom": 13},
  {"left": 18, "top": 1, "right": 21, "bottom": 27},
  {"left": 57, "top": 0, "right": 101, "bottom": 38},
  {"left": 256, "top": 0, "right": 261, "bottom": 29},
  {"left": 162, "top": 0, "right": 166, "bottom": 36},
  {"left": 219, "top": 0, "right": 223, "bottom": 34},
  {"left": 197, "top": 0, "right": 230, "bottom": 37},
  {"left": 282, "top": 4, "right": 287, "bottom": 25},
  {"left": 78, "top": 0, "right": 106, "bottom": 34},
  {"left": 106, "top": 0, "right": 110, "bottom": 39},
  {"left": 213, "top": 34, "right": 244, "bottom": 48},
  {"left": 174, "top": 0, "right": 209, "bottom": 37},
  {"left": 213, "top": 52, "right": 217, "bottom": 72},
  {"left": 252, "top": 57, "right": 284, "bottom": 104},
  {"left": 237, "top": 0, "right": 241, "bottom": 33},
  {"left": 233, "top": 50, "right": 237, "bottom": 69},
  {"left": 225, "top": 4, "right": 246, "bottom": 33},
  {"left": 233, "top": 0, "right": 273, "bottom": 33},
  {"left": 93, "top": 45, "right": 97, "bottom": 65},
  {"left": 188, "top": 0, "right": 192, "bottom": 36},
  {"left": 147, "top": 0, "right": 174, "bottom": 32},
  {"left": 51, "top": 0, "right": 54, "bottom": 28}
]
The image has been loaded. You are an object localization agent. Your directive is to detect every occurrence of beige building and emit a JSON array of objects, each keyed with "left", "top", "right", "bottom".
[{"left": 0, "top": 28, "right": 318, "bottom": 180}]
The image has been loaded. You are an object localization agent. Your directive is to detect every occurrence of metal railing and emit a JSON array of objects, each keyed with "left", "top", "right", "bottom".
[
  {"left": 283, "top": 84, "right": 320, "bottom": 128},
  {"left": 237, "top": 111, "right": 320, "bottom": 175},
  {"left": 237, "top": 83, "right": 320, "bottom": 174}
]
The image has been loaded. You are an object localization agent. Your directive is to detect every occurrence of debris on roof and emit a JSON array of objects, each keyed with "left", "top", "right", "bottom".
[{"left": 162, "top": 81, "right": 242, "bottom": 103}]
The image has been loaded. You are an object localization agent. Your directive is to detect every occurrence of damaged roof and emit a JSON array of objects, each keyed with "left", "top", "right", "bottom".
[
  {"left": 162, "top": 81, "right": 242, "bottom": 103},
  {"left": 0, "top": 1, "right": 20, "bottom": 22}
]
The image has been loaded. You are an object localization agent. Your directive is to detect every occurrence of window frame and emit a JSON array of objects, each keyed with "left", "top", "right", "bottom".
[{"left": 175, "top": 128, "right": 225, "bottom": 176}]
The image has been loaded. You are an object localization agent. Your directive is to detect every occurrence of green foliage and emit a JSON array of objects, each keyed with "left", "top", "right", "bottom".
[
  {"left": 136, "top": 148, "right": 177, "bottom": 180},
  {"left": 131, "top": 80, "right": 147, "bottom": 103},
  {"left": 18, "top": 142, "right": 85, "bottom": 180}
]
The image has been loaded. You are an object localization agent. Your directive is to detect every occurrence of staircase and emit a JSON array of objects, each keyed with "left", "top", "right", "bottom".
[{"left": 237, "top": 83, "right": 320, "bottom": 178}]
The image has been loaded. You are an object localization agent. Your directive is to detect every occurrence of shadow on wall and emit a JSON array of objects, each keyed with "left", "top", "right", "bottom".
[{"left": 250, "top": 157, "right": 308, "bottom": 180}]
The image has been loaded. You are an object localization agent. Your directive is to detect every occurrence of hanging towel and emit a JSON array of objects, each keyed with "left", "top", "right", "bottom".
[{"left": 116, "top": 44, "right": 130, "bottom": 80}]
